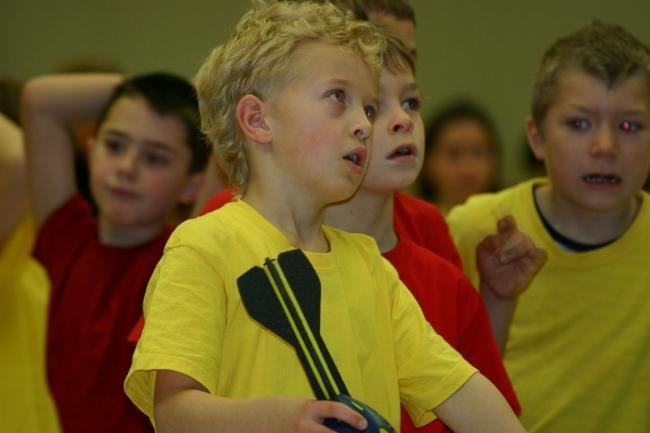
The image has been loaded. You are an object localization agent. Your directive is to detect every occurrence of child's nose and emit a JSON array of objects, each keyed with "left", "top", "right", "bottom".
[
  {"left": 117, "top": 150, "right": 139, "bottom": 178},
  {"left": 353, "top": 111, "right": 372, "bottom": 143},
  {"left": 589, "top": 126, "right": 619, "bottom": 158},
  {"left": 391, "top": 108, "right": 414, "bottom": 134}
]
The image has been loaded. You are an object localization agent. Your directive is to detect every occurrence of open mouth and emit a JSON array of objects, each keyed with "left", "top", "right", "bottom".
[
  {"left": 388, "top": 144, "right": 416, "bottom": 159},
  {"left": 343, "top": 148, "right": 366, "bottom": 167},
  {"left": 582, "top": 174, "right": 622, "bottom": 185}
]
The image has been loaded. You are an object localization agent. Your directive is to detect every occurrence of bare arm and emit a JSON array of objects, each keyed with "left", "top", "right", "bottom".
[
  {"left": 435, "top": 373, "right": 526, "bottom": 433},
  {"left": 477, "top": 287, "right": 518, "bottom": 354},
  {"left": 20, "top": 74, "right": 122, "bottom": 228},
  {"left": 0, "top": 112, "right": 28, "bottom": 248},
  {"left": 154, "top": 370, "right": 367, "bottom": 433}
]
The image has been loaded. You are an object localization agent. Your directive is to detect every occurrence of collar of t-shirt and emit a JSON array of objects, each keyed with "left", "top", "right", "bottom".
[{"left": 532, "top": 188, "right": 617, "bottom": 252}]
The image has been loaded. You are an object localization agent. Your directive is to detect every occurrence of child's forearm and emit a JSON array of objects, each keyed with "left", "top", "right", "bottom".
[
  {"left": 21, "top": 74, "right": 122, "bottom": 126},
  {"left": 21, "top": 74, "right": 122, "bottom": 227},
  {"left": 478, "top": 283, "right": 517, "bottom": 354},
  {"left": 155, "top": 389, "right": 288, "bottom": 433},
  {"left": 154, "top": 371, "right": 367, "bottom": 433},
  {"left": 435, "top": 373, "right": 526, "bottom": 433}
]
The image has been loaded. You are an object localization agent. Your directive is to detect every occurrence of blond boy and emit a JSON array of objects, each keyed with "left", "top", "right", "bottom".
[{"left": 125, "top": 2, "right": 526, "bottom": 432}]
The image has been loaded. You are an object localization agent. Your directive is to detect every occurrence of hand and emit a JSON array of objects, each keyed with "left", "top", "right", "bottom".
[
  {"left": 284, "top": 398, "right": 368, "bottom": 433},
  {"left": 476, "top": 215, "right": 547, "bottom": 300}
]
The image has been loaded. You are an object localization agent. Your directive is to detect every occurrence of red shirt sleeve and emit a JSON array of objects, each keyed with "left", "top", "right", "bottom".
[
  {"left": 199, "top": 188, "right": 236, "bottom": 215},
  {"left": 393, "top": 193, "right": 463, "bottom": 270}
]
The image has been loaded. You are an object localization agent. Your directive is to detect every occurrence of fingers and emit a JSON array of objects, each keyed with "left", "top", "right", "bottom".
[
  {"left": 497, "top": 215, "right": 517, "bottom": 235},
  {"left": 528, "top": 246, "right": 548, "bottom": 269},
  {"left": 297, "top": 400, "right": 367, "bottom": 433},
  {"left": 498, "top": 231, "right": 535, "bottom": 264}
]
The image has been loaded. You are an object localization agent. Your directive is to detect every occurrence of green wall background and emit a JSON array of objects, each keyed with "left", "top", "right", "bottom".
[{"left": 2, "top": 0, "right": 649, "bottom": 184}]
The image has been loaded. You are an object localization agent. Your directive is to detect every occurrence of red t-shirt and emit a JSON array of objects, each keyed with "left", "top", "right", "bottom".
[
  {"left": 34, "top": 195, "right": 170, "bottom": 433},
  {"left": 384, "top": 238, "right": 520, "bottom": 432},
  {"left": 392, "top": 192, "right": 462, "bottom": 269},
  {"left": 200, "top": 190, "right": 463, "bottom": 269}
]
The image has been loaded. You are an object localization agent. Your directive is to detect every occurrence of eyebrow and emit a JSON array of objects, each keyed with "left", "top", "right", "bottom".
[
  {"left": 323, "top": 78, "right": 352, "bottom": 88},
  {"left": 402, "top": 83, "right": 420, "bottom": 94},
  {"left": 567, "top": 104, "right": 648, "bottom": 117},
  {"left": 102, "top": 129, "right": 178, "bottom": 154}
]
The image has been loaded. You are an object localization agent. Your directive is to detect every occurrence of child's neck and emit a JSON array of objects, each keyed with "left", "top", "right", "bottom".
[
  {"left": 244, "top": 185, "right": 330, "bottom": 253},
  {"left": 535, "top": 184, "right": 641, "bottom": 244},
  {"left": 98, "top": 217, "right": 165, "bottom": 247},
  {"left": 326, "top": 190, "right": 397, "bottom": 253}
]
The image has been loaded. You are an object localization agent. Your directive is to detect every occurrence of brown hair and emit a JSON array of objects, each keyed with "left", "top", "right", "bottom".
[{"left": 532, "top": 20, "right": 650, "bottom": 129}]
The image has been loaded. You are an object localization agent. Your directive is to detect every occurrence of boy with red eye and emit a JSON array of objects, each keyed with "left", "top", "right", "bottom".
[
  {"left": 21, "top": 72, "right": 210, "bottom": 433},
  {"left": 447, "top": 21, "right": 650, "bottom": 433}
]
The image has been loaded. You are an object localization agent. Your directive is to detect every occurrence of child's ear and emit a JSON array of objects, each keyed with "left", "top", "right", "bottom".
[
  {"left": 236, "top": 94, "right": 272, "bottom": 145},
  {"left": 178, "top": 173, "right": 204, "bottom": 205},
  {"left": 526, "top": 116, "right": 545, "bottom": 161}
]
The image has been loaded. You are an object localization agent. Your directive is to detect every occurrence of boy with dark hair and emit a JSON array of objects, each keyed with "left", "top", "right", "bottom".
[
  {"left": 125, "top": 2, "right": 526, "bottom": 433},
  {"left": 448, "top": 21, "right": 650, "bottom": 433},
  {"left": 360, "top": 0, "right": 417, "bottom": 58},
  {"left": 21, "top": 72, "right": 209, "bottom": 433}
]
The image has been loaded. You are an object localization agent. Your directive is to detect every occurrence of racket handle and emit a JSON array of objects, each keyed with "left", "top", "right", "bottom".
[{"left": 324, "top": 394, "right": 397, "bottom": 433}]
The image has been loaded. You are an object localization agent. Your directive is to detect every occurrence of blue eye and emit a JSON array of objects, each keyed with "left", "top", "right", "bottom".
[
  {"left": 364, "top": 105, "right": 376, "bottom": 121},
  {"left": 401, "top": 97, "right": 420, "bottom": 111},
  {"left": 568, "top": 118, "right": 590, "bottom": 130},
  {"left": 328, "top": 89, "right": 346, "bottom": 105}
]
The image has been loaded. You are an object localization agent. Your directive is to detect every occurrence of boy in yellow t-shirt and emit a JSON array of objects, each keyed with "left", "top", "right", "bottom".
[
  {"left": 125, "top": 2, "right": 526, "bottom": 433},
  {"left": 448, "top": 21, "right": 650, "bottom": 433}
]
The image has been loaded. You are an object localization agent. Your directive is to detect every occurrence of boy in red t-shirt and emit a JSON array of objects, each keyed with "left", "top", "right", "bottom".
[
  {"left": 21, "top": 73, "right": 209, "bottom": 433},
  {"left": 326, "top": 33, "right": 545, "bottom": 433}
]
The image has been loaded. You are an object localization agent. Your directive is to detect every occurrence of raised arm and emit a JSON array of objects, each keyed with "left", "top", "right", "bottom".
[
  {"left": 0, "top": 112, "right": 28, "bottom": 248},
  {"left": 154, "top": 370, "right": 367, "bottom": 433},
  {"left": 476, "top": 215, "right": 547, "bottom": 353},
  {"left": 20, "top": 74, "right": 122, "bottom": 228}
]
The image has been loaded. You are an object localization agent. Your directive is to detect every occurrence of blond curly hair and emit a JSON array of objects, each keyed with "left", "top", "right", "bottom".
[{"left": 195, "top": 0, "right": 386, "bottom": 192}]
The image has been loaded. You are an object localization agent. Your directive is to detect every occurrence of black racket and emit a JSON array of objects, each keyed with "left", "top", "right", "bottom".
[{"left": 237, "top": 249, "right": 397, "bottom": 433}]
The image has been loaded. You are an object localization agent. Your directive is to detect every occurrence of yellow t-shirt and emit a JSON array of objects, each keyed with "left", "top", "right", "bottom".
[
  {"left": 0, "top": 217, "right": 60, "bottom": 433},
  {"left": 448, "top": 178, "right": 650, "bottom": 433},
  {"left": 125, "top": 200, "right": 476, "bottom": 429}
]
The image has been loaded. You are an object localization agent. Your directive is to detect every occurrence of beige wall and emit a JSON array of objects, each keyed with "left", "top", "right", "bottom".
[{"left": 2, "top": 0, "right": 649, "bottom": 183}]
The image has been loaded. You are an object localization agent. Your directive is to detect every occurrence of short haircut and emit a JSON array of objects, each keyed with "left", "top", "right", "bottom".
[
  {"left": 382, "top": 28, "right": 415, "bottom": 75},
  {"left": 195, "top": 0, "right": 385, "bottom": 192},
  {"left": 359, "top": 0, "right": 415, "bottom": 25},
  {"left": 532, "top": 20, "right": 650, "bottom": 129},
  {"left": 95, "top": 72, "right": 210, "bottom": 174}
]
